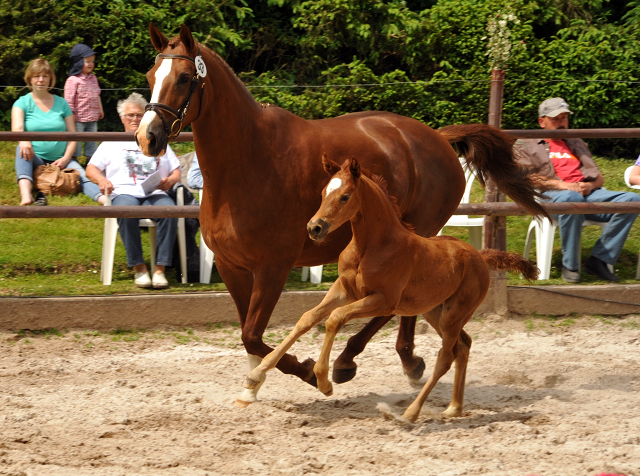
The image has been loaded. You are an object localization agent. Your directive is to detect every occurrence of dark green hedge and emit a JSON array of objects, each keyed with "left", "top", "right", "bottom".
[{"left": 2, "top": 0, "right": 639, "bottom": 156}]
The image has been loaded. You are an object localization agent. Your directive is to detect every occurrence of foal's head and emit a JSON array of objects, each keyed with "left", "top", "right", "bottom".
[{"left": 307, "top": 155, "right": 362, "bottom": 242}]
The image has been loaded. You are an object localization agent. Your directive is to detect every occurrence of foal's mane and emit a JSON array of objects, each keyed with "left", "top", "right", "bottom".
[{"left": 365, "top": 172, "right": 415, "bottom": 233}]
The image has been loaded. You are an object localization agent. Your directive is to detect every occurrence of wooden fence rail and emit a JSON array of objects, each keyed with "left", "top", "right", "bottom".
[{"left": 2, "top": 202, "right": 640, "bottom": 219}]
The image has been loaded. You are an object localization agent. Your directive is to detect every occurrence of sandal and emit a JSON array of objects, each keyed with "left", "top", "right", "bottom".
[{"left": 33, "top": 191, "right": 48, "bottom": 206}]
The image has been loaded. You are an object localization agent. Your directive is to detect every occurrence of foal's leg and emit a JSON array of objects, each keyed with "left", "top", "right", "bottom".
[
  {"left": 314, "top": 294, "right": 388, "bottom": 396},
  {"left": 241, "top": 283, "right": 352, "bottom": 402},
  {"left": 395, "top": 315, "right": 426, "bottom": 383},
  {"left": 442, "top": 329, "right": 472, "bottom": 417},
  {"left": 401, "top": 307, "right": 473, "bottom": 423}
]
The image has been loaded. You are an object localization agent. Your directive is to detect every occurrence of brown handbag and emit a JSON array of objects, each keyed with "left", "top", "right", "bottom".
[{"left": 34, "top": 164, "right": 82, "bottom": 197}]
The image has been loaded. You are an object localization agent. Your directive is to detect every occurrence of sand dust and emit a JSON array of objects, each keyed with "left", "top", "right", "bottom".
[{"left": 1, "top": 314, "right": 639, "bottom": 476}]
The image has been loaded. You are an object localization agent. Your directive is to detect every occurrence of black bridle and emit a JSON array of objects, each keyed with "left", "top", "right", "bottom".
[{"left": 145, "top": 47, "right": 206, "bottom": 139}]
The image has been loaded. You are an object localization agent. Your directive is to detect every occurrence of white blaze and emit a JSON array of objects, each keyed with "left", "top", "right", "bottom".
[
  {"left": 325, "top": 178, "right": 342, "bottom": 197},
  {"left": 140, "top": 58, "right": 173, "bottom": 129}
]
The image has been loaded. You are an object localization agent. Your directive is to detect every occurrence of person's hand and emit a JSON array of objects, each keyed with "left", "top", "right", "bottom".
[
  {"left": 19, "top": 141, "right": 34, "bottom": 161},
  {"left": 98, "top": 178, "right": 114, "bottom": 196},
  {"left": 51, "top": 157, "right": 71, "bottom": 169},
  {"left": 561, "top": 181, "right": 581, "bottom": 193},
  {"left": 98, "top": 110, "right": 104, "bottom": 120},
  {"left": 578, "top": 181, "right": 595, "bottom": 196},
  {"left": 157, "top": 176, "right": 174, "bottom": 191}
]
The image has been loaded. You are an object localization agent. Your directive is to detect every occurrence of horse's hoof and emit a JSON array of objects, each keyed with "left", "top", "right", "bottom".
[
  {"left": 406, "top": 357, "right": 426, "bottom": 382},
  {"left": 332, "top": 366, "right": 357, "bottom": 384},
  {"left": 234, "top": 399, "right": 252, "bottom": 409},
  {"left": 305, "top": 373, "right": 318, "bottom": 388},
  {"left": 322, "top": 387, "right": 333, "bottom": 397}
]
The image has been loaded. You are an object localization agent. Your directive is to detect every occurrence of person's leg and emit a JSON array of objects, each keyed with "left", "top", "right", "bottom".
[
  {"left": 65, "top": 159, "right": 103, "bottom": 202},
  {"left": 144, "top": 194, "right": 178, "bottom": 270},
  {"left": 112, "top": 194, "right": 146, "bottom": 269},
  {"left": 83, "top": 121, "right": 98, "bottom": 159},
  {"left": 543, "top": 190, "right": 585, "bottom": 271},
  {"left": 585, "top": 188, "right": 640, "bottom": 265},
  {"left": 74, "top": 121, "right": 85, "bottom": 159},
  {"left": 15, "top": 147, "right": 46, "bottom": 205}
]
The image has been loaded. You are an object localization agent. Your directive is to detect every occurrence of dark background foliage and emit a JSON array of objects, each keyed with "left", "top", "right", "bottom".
[{"left": 1, "top": 0, "right": 639, "bottom": 156}]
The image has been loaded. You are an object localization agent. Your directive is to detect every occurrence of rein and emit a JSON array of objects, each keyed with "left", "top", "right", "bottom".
[{"left": 145, "top": 47, "right": 206, "bottom": 139}]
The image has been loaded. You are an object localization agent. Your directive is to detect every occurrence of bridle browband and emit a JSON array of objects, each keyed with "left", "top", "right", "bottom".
[{"left": 145, "top": 47, "right": 206, "bottom": 139}]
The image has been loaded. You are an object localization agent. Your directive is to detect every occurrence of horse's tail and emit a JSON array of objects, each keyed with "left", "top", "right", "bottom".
[
  {"left": 438, "top": 124, "right": 550, "bottom": 220},
  {"left": 479, "top": 249, "right": 539, "bottom": 281}
]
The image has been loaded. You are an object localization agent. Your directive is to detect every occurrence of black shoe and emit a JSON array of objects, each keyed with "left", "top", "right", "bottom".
[
  {"left": 584, "top": 256, "right": 619, "bottom": 282},
  {"left": 33, "top": 191, "right": 47, "bottom": 206},
  {"left": 561, "top": 266, "right": 581, "bottom": 283}
]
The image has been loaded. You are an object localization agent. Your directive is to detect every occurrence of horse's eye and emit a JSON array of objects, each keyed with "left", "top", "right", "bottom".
[
  {"left": 177, "top": 73, "right": 190, "bottom": 85},
  {"left": 339, "top": 194, "right": 350, "bottom": 204}
]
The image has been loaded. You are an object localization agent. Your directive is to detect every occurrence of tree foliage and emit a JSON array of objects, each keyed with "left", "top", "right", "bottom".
[{"left": 1, "top": 0, "right": 639, "bottom": 156}]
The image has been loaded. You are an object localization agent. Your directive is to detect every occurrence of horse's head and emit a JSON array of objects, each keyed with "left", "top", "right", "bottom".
[
  {"left": 136, "top": 23, "right": 206, "bottom": 157},
  {"left": 307, "top": 155, "right": 362, "bottom": 242}
]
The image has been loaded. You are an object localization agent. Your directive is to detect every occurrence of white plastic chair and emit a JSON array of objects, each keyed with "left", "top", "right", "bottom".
[
  {"left": 437, "top": 158, "right": 484, "bottom": 249},
  {"left": 301, "top": 265, "right": 323, "bottom": 284},
  {"left": 623, "top": 165, "right": 640, "bottom": 279},
  {"left": 194, "top": 188, "right": 216, "bottom": 284},
  {"left": 100, "top": 193, "right": 187, "bottom": 285},
  {"left": 523, "top": 215, "right": 609, "bottom": 281}
]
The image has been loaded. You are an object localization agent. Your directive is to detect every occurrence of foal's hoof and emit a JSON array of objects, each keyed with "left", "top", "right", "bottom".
[
  {"left": 406, "top": 357, "right": 426, "bottom": 383},
  {"left": 332, "top": 366, "right": 357, "bottom": 384},
  {"left": 234, "top": 399, "right": 252, "bottom": 408}
]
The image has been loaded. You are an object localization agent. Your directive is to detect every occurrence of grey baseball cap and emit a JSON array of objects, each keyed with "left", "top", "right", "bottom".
[{"left": 539, "top": 97, "right": 573, "bottom": 118}]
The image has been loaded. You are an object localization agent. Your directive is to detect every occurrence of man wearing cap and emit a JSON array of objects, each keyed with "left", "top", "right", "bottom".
[{"left": 516, "top": 97, "right": 640, "bottom": 283}]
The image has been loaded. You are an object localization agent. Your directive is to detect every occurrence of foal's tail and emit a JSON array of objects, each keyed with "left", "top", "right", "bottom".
[
  {"left": 480, "top": 249, "right": 539, "bottom": 281},
  {"left": 438, "top": 124, "right": 549, "bottom": 220}
]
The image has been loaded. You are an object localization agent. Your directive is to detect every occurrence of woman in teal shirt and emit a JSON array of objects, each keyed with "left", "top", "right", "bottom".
[{"left": 12, "top": 58, "right": 101, "bottom": 205}]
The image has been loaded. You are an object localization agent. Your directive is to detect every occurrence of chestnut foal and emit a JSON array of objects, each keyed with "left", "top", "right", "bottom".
[{"left": 244, "top": 156, "right": 538, "bottom": 422}]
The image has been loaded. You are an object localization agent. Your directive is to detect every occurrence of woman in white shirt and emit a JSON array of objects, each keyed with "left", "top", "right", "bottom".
[{"left": 86, "top": 93, "right": 181, "bottom": 289}]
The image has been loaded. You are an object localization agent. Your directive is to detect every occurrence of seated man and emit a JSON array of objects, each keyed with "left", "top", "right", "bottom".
[
  {"left": 86, "top": 92, "right": 181, "bottom": 289},
  {"left": 187, "top": 153, "right": 203, "bottom": 190},
  {"left": 516, "top": 97, "right": 640, "bottom": 283}
]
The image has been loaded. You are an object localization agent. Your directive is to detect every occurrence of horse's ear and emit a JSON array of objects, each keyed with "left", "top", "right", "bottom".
[
  {"left": 179, "top": 24, "right": 197, "bottom": 55},
  {"left": 322, "top": 154, "right": 341, "bottom": 176},
  {"left": 349, "top": 158, "right": 361, "bottom": 179},
  {"left": 149, "top": 22, "right": 169, "bottom": 52}
]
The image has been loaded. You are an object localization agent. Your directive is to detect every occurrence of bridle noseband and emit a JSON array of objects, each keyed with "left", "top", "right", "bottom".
[{"left": 145, "top": 47, "right": 206, "bottom": 139}]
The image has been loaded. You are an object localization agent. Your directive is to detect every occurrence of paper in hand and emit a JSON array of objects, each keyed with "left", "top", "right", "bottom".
[{"left": 140, "top": 170, "right": 163, "bottom": 195}]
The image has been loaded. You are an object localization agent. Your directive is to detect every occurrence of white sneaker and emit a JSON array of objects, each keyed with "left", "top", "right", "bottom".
[
  {"left": 152, "top": 272, "right": 169, "bottom": 289},
  {"left": 134, "top": 271, "right": 152, "bottom": 288}
]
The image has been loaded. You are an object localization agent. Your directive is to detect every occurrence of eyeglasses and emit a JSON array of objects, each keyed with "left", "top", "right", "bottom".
[{"left": 124, "top": 114, "right": 144, "bottom": 120}]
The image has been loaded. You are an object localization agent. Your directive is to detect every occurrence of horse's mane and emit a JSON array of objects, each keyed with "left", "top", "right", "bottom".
[
  {"left": 168, "top": 38, "right": 262, "bottom": 107},
  {"left": 366, "top": 172, "right": 415, "bottom": 233}
]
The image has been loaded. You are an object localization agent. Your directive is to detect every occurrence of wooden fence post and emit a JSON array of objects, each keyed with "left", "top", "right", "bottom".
[{"left": 485, "top": 69, "right": 508, "bottom": 315}]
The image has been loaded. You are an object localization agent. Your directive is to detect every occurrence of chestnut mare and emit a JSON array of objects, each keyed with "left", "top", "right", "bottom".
[
  {"left": 244, "top": 156, "right": 538, "bottom": 420},
  {"left": 135, "top": 24, "right": 546, "bottom": 405}
]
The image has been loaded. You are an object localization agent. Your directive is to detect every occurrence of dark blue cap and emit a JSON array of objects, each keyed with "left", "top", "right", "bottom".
[{"left": 69, "top": 43, "right": 97, "bottom": 76}]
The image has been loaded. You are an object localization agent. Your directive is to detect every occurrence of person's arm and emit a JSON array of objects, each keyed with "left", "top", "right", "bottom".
[
  {"left": 11, "top": 106, "right": 34, "bottom": 160},
  {"left": 64, "top": 77, "right": 78, "bottom": 115},
  {"left": 630, "top": 165, "right": 640, "bottom": 186},
  {"left": 187, "top": 158, "right": 203, "bottom": 189},
  {"left": 157, "top": 166, "right": 181, "bottom": 191},
  {"left": 86, "top": 163, "right": 114, "bottom": 196},
  {"left": 98, "top": 96, "right": 104, "bottom": 120},
  {"left": 51, "top": 115, "right": 77, "bottom": 168}
]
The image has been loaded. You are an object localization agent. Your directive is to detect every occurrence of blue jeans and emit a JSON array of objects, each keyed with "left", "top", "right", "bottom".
[
  {"left": 543, "top": 188, "right": 640, "bottom": 270},
  {"left": 74, "top": 121, "right": 98, "bottom": 159},
  {"left": 111, "top": 193, "right": 178, "bottom": 268},
  {"left": 15, "top": 146, "right": 102, "bottom": 201}
]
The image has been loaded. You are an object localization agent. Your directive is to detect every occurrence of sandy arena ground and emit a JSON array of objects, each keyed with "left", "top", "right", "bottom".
[{"left": 1, "top": 314, "right": 639, "bottom": 476}]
